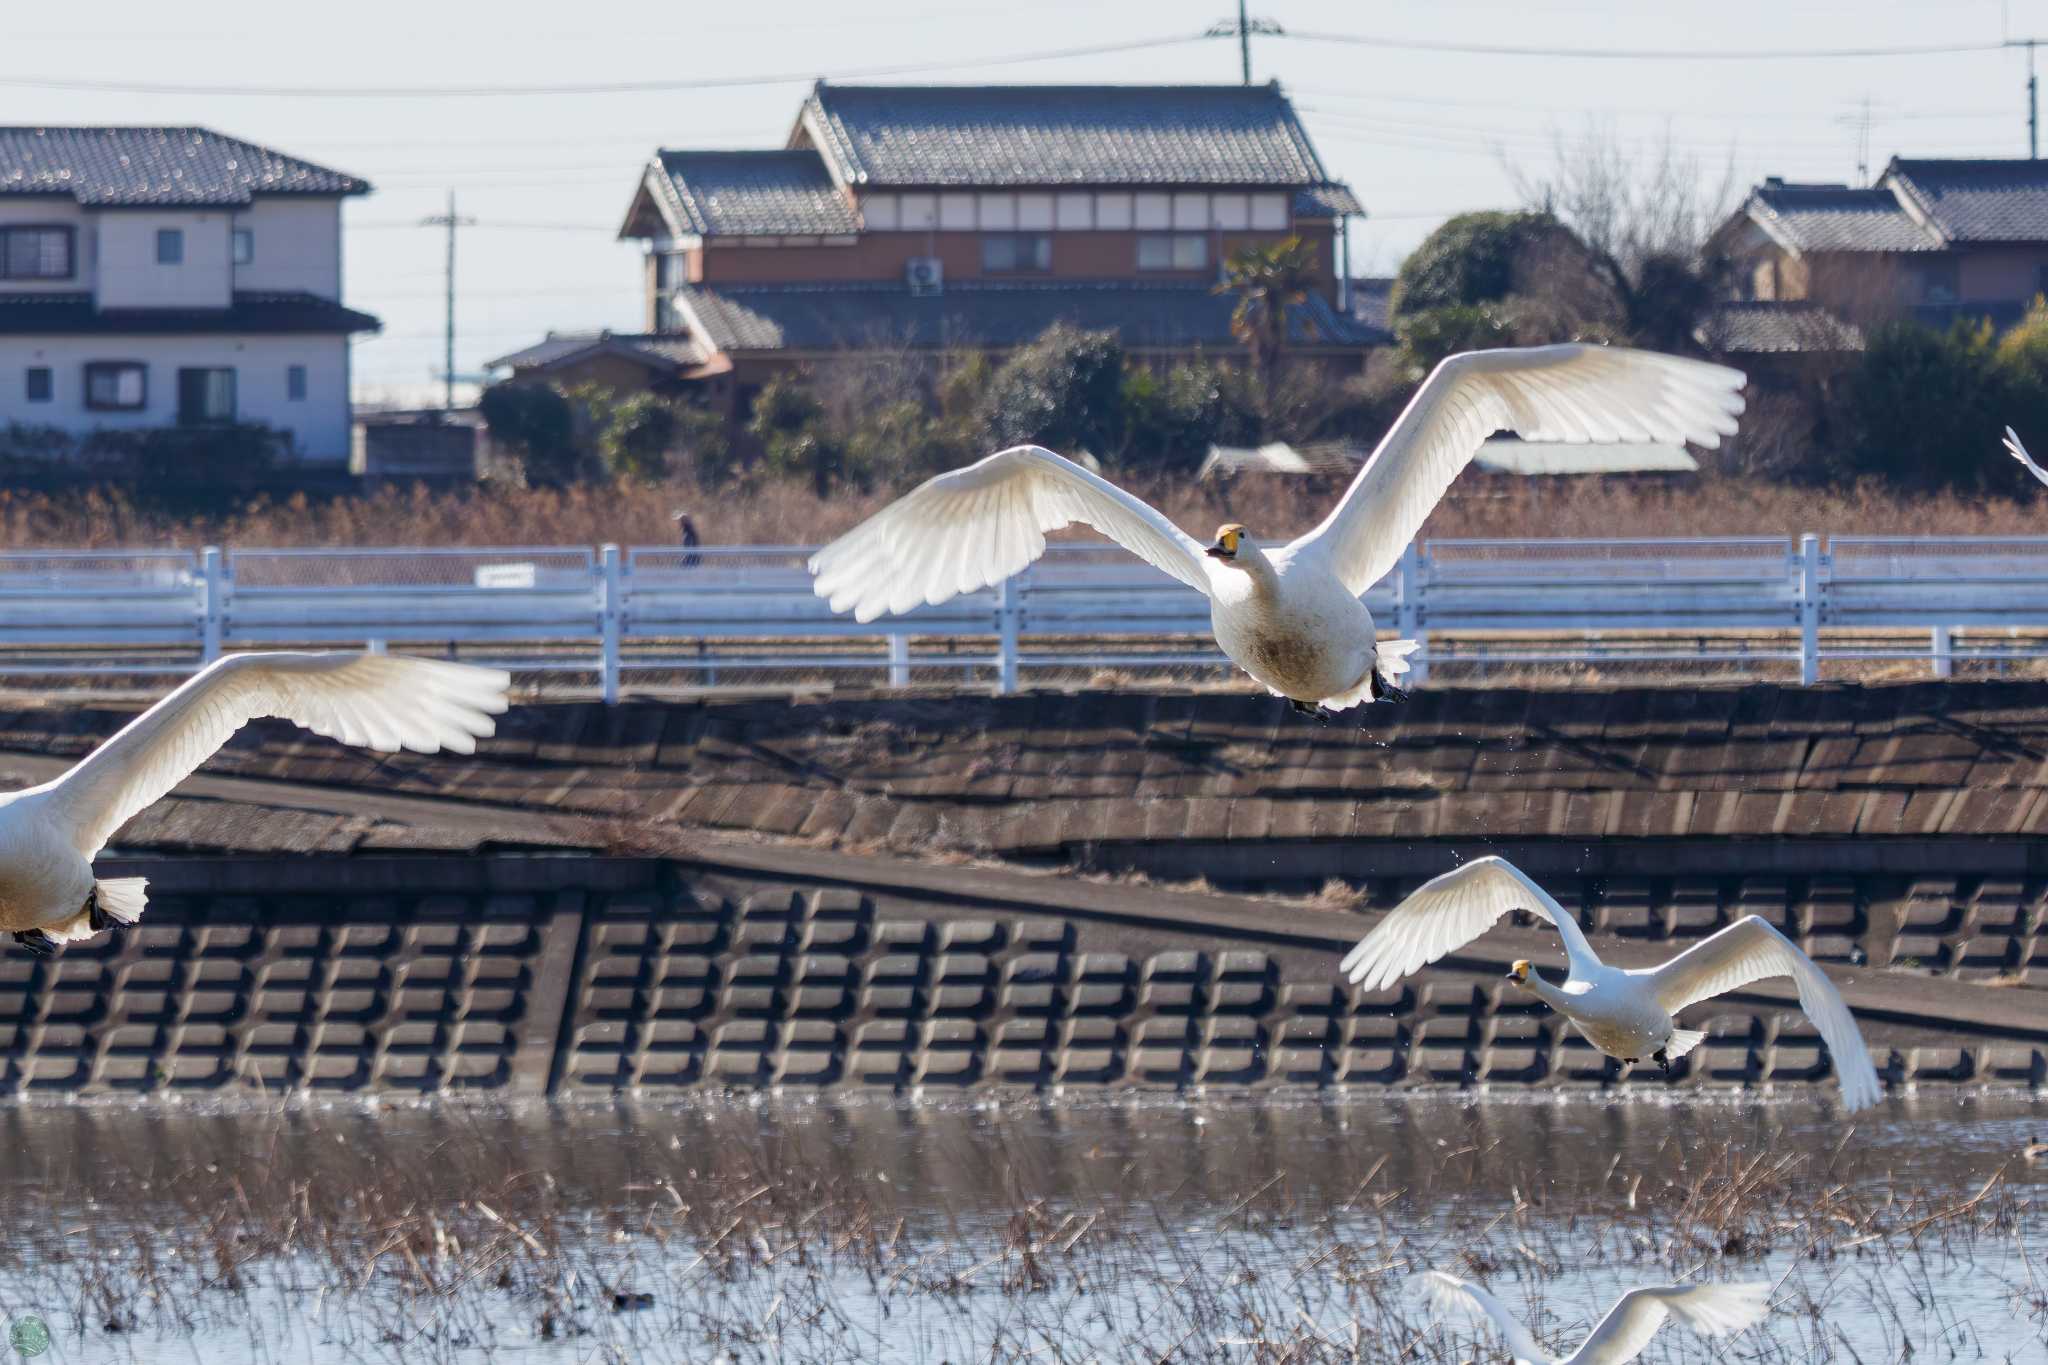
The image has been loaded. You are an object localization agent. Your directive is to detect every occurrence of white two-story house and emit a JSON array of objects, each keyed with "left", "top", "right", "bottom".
[{"left": 0, "top": 127, "right": 378, "bottom": 463}]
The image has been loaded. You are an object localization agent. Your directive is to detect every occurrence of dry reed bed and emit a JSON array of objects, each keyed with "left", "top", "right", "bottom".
[
  {"left": 0, "top": 1105, "right": 2037, "bottom": 1363},
  {"left": 2, "top": 473, "right": 2046, "bottom": 551}
]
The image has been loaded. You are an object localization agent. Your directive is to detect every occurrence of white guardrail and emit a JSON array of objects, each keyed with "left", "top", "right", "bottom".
[{"left": 1, "top": 535, "right": 2045, "bottom": 700}]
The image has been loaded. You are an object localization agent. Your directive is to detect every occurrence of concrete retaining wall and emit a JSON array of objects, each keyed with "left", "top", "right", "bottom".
[{"left": 5, "top": 849, "right": 2034, "bottom": 1099}]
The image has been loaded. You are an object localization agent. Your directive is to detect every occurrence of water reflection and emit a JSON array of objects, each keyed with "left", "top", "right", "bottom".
[{"left": 0, "top": 1092, "right": 2036, "bottom": 1363}]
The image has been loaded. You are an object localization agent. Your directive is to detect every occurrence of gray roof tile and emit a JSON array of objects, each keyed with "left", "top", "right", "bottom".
[
  {"left": 649, "top": 150, "right": 858, "bottom": 237},
  {"left": 1695, "top": 301, "right": 1864, "bottom": 355},
  {"left": 0, "top": 291, "right": 379, "bottom": 334},
  {"left": 0, "top": 126, "right": 367, "bottom": 205},
  {"left": 1747, "top": 183, "right": 1940, "bottom": 253},
  {"left": 800, "top": 81, "right": 1344, "bottom": 190},
  {"left": 487, "top": 331, "right": 704, "bottom": 372},
  {"left": 673, "top": 280, "right": 1383, "bottom": 354},
  {"left": 1884, "top": 158, "right": 2048, "bottom": 244}
]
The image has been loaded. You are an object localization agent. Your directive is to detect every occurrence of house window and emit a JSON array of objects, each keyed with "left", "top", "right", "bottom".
[
  {"left": 287, "top": 364, "right": 308, "bottom": 401},
  {"left": 981, "top": 233, "right": 1051, "bottom": 274},
  {"left": 25, "top": 367, "right": 52, "bottom": 403},
  {"left": 84, "top": 362, "right": 146, "bottom": 411},
  {"left": 0, "top": 227, "right": 74, "bottom": 280},
  {"left": 156, "top": 229, "right": 184, "bottom": 265},
  {"left": 176, "top": 368, "right": 236, "bottom": 425},
  {"left": 1137, "top": 234, "right": 1209, "bottom": 271},
  {"left": 233, "top": 229, "right": 254, "bottom": 265}
]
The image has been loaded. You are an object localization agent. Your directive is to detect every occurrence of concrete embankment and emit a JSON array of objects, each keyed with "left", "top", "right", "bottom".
[{"left": 0, "top": 681, "right": 2039, "bottom": 1096}]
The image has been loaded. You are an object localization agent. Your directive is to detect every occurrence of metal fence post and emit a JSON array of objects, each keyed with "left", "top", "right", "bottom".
[
  {"left": 600, "top": 544, "right": 622, "bottom": 705},
  {"left": 996, "top": 578, "right": 1020, "bottom": 695},
  {"left": 887, "top": 634, "right": 910, "bottom": 688},
  {"left": 1397, "top": 542, "right": 1430, "bottom": 687},
  {"left": 200, "top": 546, "right": 224, "bottom": 663},
  {"left": 1797, "top": 533, "right": 1822, "bottom": 686},
  {"left": 1931, "top": 624, "right": 1953, "bottom": 680}
]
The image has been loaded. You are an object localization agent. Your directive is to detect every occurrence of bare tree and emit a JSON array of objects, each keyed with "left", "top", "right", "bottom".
[{"left": 1508, "top": 121, "right": 1740, "bottom": 352}]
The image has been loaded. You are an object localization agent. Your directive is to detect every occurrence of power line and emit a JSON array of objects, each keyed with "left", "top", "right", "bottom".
[
  {"left": 0, "top": 32, "right": 1204, "bottom": 98},
  {"left": 1285, "top": 29, "right": 2024, "bottom": 61}
]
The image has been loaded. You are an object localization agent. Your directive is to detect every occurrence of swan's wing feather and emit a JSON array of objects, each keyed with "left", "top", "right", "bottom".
[
  {"left": 1647, "top": 916, "right": 1880, "bottom": 1112},
  {"left": 1340, "top": 855, "right": 1601, "bottom": 992},
  {"left": 808, "top": 445, "right": 1211, "bottom": 623},
  {"left": 1293, "top": 345, "right": 1746, "bottom": 593},
  {"left": 2006, "top": 426, "right": 2048, "bottom": 488},
  {"left": 30, "top": 652, "right": 510, "bottom": 857},
  {"left": 1573, "top": 1283, "right": 1771, "bottom": 1364},
  {"left": 1414, "top": 1272, "right": 1552, "bottom": 1364}
]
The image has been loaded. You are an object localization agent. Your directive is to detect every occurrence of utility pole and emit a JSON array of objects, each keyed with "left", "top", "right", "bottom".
[
  {"left": 2030, "top": 38, "right": 2039, "bottom": 159},
  {"left": 1205, "top": 4, "right": 1283, "bottom": 85},
  {"left": 420, "top": 191, "right": 476, "bottom": 412}
]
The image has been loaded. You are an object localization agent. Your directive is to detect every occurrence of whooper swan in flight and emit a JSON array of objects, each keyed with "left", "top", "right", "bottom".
[
  {"left": 0, "top": 652, "right": 509, "bottom": 955},
  {"left": 811, "top": 344, "right": 1744, "bottom": 718},
  {"left": 1341, "top": 855, "right": 1880, "bottom": 1110}
]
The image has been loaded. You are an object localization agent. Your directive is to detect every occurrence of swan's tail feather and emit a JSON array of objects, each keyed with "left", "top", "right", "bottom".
[
  {"left": 1665, "top": 1027, "right": 1707, "bottom": 1060},
  {"left": 45, "top": 877, "right": 149, "bottom": 944},
  {"left": 1376, "top": 638, "right": 1421, "bottom": 678}
]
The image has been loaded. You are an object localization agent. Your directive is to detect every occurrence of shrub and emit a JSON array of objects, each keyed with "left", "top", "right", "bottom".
[
  {"left": 1836, "top": 319, "right": 2015, "bottom": 491},
  {"left": 478, "top": 382, "right": 581, "bottom": 485},
  {"left": 978, "top": 323, "right": 1127, "bottom": 456},
  {"left": 1390, "top": 210, "right": 1571, "bottom": 318},
  {"left": 748, "top": 375, "right": 848, "bottom": 496}
]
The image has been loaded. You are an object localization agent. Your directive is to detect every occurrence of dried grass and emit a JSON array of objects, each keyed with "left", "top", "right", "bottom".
[{"left": 3, "top": 470, "right": 2045, "bottom": 551}]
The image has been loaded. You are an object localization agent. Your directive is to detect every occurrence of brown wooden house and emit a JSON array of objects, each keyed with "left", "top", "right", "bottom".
[{"left": 490, "top": 81, "right": 1381, "bottom": 413}]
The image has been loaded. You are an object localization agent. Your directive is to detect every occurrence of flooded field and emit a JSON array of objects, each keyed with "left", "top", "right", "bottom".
[{"left": 0, "top": 1091, "right": 2040, "bottom": 1362}]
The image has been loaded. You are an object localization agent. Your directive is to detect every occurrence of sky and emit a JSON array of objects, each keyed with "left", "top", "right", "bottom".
[{"left": 11, "top": 0, "right": 2048, "bottom": 404}]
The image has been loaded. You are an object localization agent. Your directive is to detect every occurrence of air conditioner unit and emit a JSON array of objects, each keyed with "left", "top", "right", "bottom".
[{"left": 906, "top": 257, "right": 944, "bottom": 295}]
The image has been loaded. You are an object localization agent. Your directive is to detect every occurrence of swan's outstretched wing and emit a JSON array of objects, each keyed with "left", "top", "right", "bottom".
[
  {"left": 1413, "top": 1272, "right": 1552, "bottom": 1365},
  {"left": 28, "top": 652, "right": 510, "bottom": 858},
  {"left": 1340, "top": 855, "right": 1602, "bottom": 991},
  {"left": 2005, "top": 426, "right": 2048, "bottom": 488},
  {"left": 1644, "top": 916, "right": 1880, "bottom": 1112},
  {"left": 1291, "top": 345, "right": 1746, "bottom": 593},
  {"left": 1571, "top": 1282, "right": 1771, "bottom": 1364},
  {"left": 809, "top": 445, "right": 1211, "bottom": 623}
]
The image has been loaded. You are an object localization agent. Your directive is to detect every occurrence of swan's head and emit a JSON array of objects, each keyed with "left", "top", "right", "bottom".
[
  {"left": 1205, "top": 523, "right": 1251, "bottom": 562},
  {"left": 1505, "top": 959, "right": 1533, "bottom": 988}
]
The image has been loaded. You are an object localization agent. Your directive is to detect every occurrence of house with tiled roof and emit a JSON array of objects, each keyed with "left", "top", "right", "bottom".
[
  {"left": 0, "top": 127, "right": 378, "bottom": 462},
  {"left": 491, "top": 81, "right": 1378, "bottom": 406},
  {"left": 1704, "top": 158, "right": 2048, "bottom": 358}
]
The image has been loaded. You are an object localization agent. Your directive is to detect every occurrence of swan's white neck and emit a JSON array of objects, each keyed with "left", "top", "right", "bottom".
[
  {"left": 1521, "top": 971, "right": 1575, "bottom": 1015},
  {"left": 1221, "top": 544, "right": 1280, "bottom": 594}
]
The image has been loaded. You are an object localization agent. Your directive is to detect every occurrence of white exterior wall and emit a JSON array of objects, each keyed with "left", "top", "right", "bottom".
[
  {"left": 95, "top": 211, "right": 233, "bottom": 308},
  {"left": 0, "top": 334, "right": 352, "bottom": 463},
  {"left": 0, "top": 199, "right": 93, "bottom": 294},
  {"left": 232, "top": 199, "right": 343, "bottom": 298}
]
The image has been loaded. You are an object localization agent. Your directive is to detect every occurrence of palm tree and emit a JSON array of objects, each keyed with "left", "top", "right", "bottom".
[{"left": 1217, "top": 235, "right": 1323, "bottom": 404}]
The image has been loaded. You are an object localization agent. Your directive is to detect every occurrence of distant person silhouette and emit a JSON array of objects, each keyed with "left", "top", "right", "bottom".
[{"left": 672, "top": 509, "right": 701, "bottom": 568}]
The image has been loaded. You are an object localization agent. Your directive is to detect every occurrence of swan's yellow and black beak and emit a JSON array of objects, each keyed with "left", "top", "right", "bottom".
[
  {"left": 1505, "top": 959, "right": 1532, "bottom": 986},
  {"left": 1206, "top": 524, "right": 1246, "bottom": 561}
]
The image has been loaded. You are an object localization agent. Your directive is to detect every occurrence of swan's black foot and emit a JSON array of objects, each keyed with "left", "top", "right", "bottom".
[
  {"left": 1369, "top": 672, "right": 1409, "bottom": 704},
  {"left": 1288, "top": 699, "right": 1330, "bottom": 725},
  {"left": 13, "top": 931, "right": 55, "bottom": 958},
  {"left": 1654, "top": 1047, "right": 1671, "bottom": 1078}
]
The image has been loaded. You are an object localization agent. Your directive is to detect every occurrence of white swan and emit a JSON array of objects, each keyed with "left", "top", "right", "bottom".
[
  {"left": 2004, "top": 426, "right": 2048, "bottom": 487},
  {"left": 810, "top": 344, "right": 1744, "bottom": 717},
  {"left": 1340, "top": 856, "right": 1881, "bottom": 1111},
  {"left": 0, "top": 651, "right": 509, "bottom": 954},
  {"left": 1415, "top": 1271, "right": 1771, "bottom": 1365}
]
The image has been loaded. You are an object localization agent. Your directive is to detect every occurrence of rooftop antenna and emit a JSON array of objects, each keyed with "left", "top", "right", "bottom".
[{"left": 1206, "top": 0, "right": 1284, "bottom": 84}]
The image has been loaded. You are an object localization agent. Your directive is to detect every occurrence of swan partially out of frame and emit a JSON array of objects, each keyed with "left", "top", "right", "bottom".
[
  {"left": 1340, "top": 855, "right": 1881, "bottom": 1111},
  {"left": 811, "top": 344, "right": 1744, "bottom": 718},
  {"left": 0, "top": 651, "right": 509, "bottom": 954},
  {"left": 1415, "top": 1271, "right": 1771, "bottom": 1364}
]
